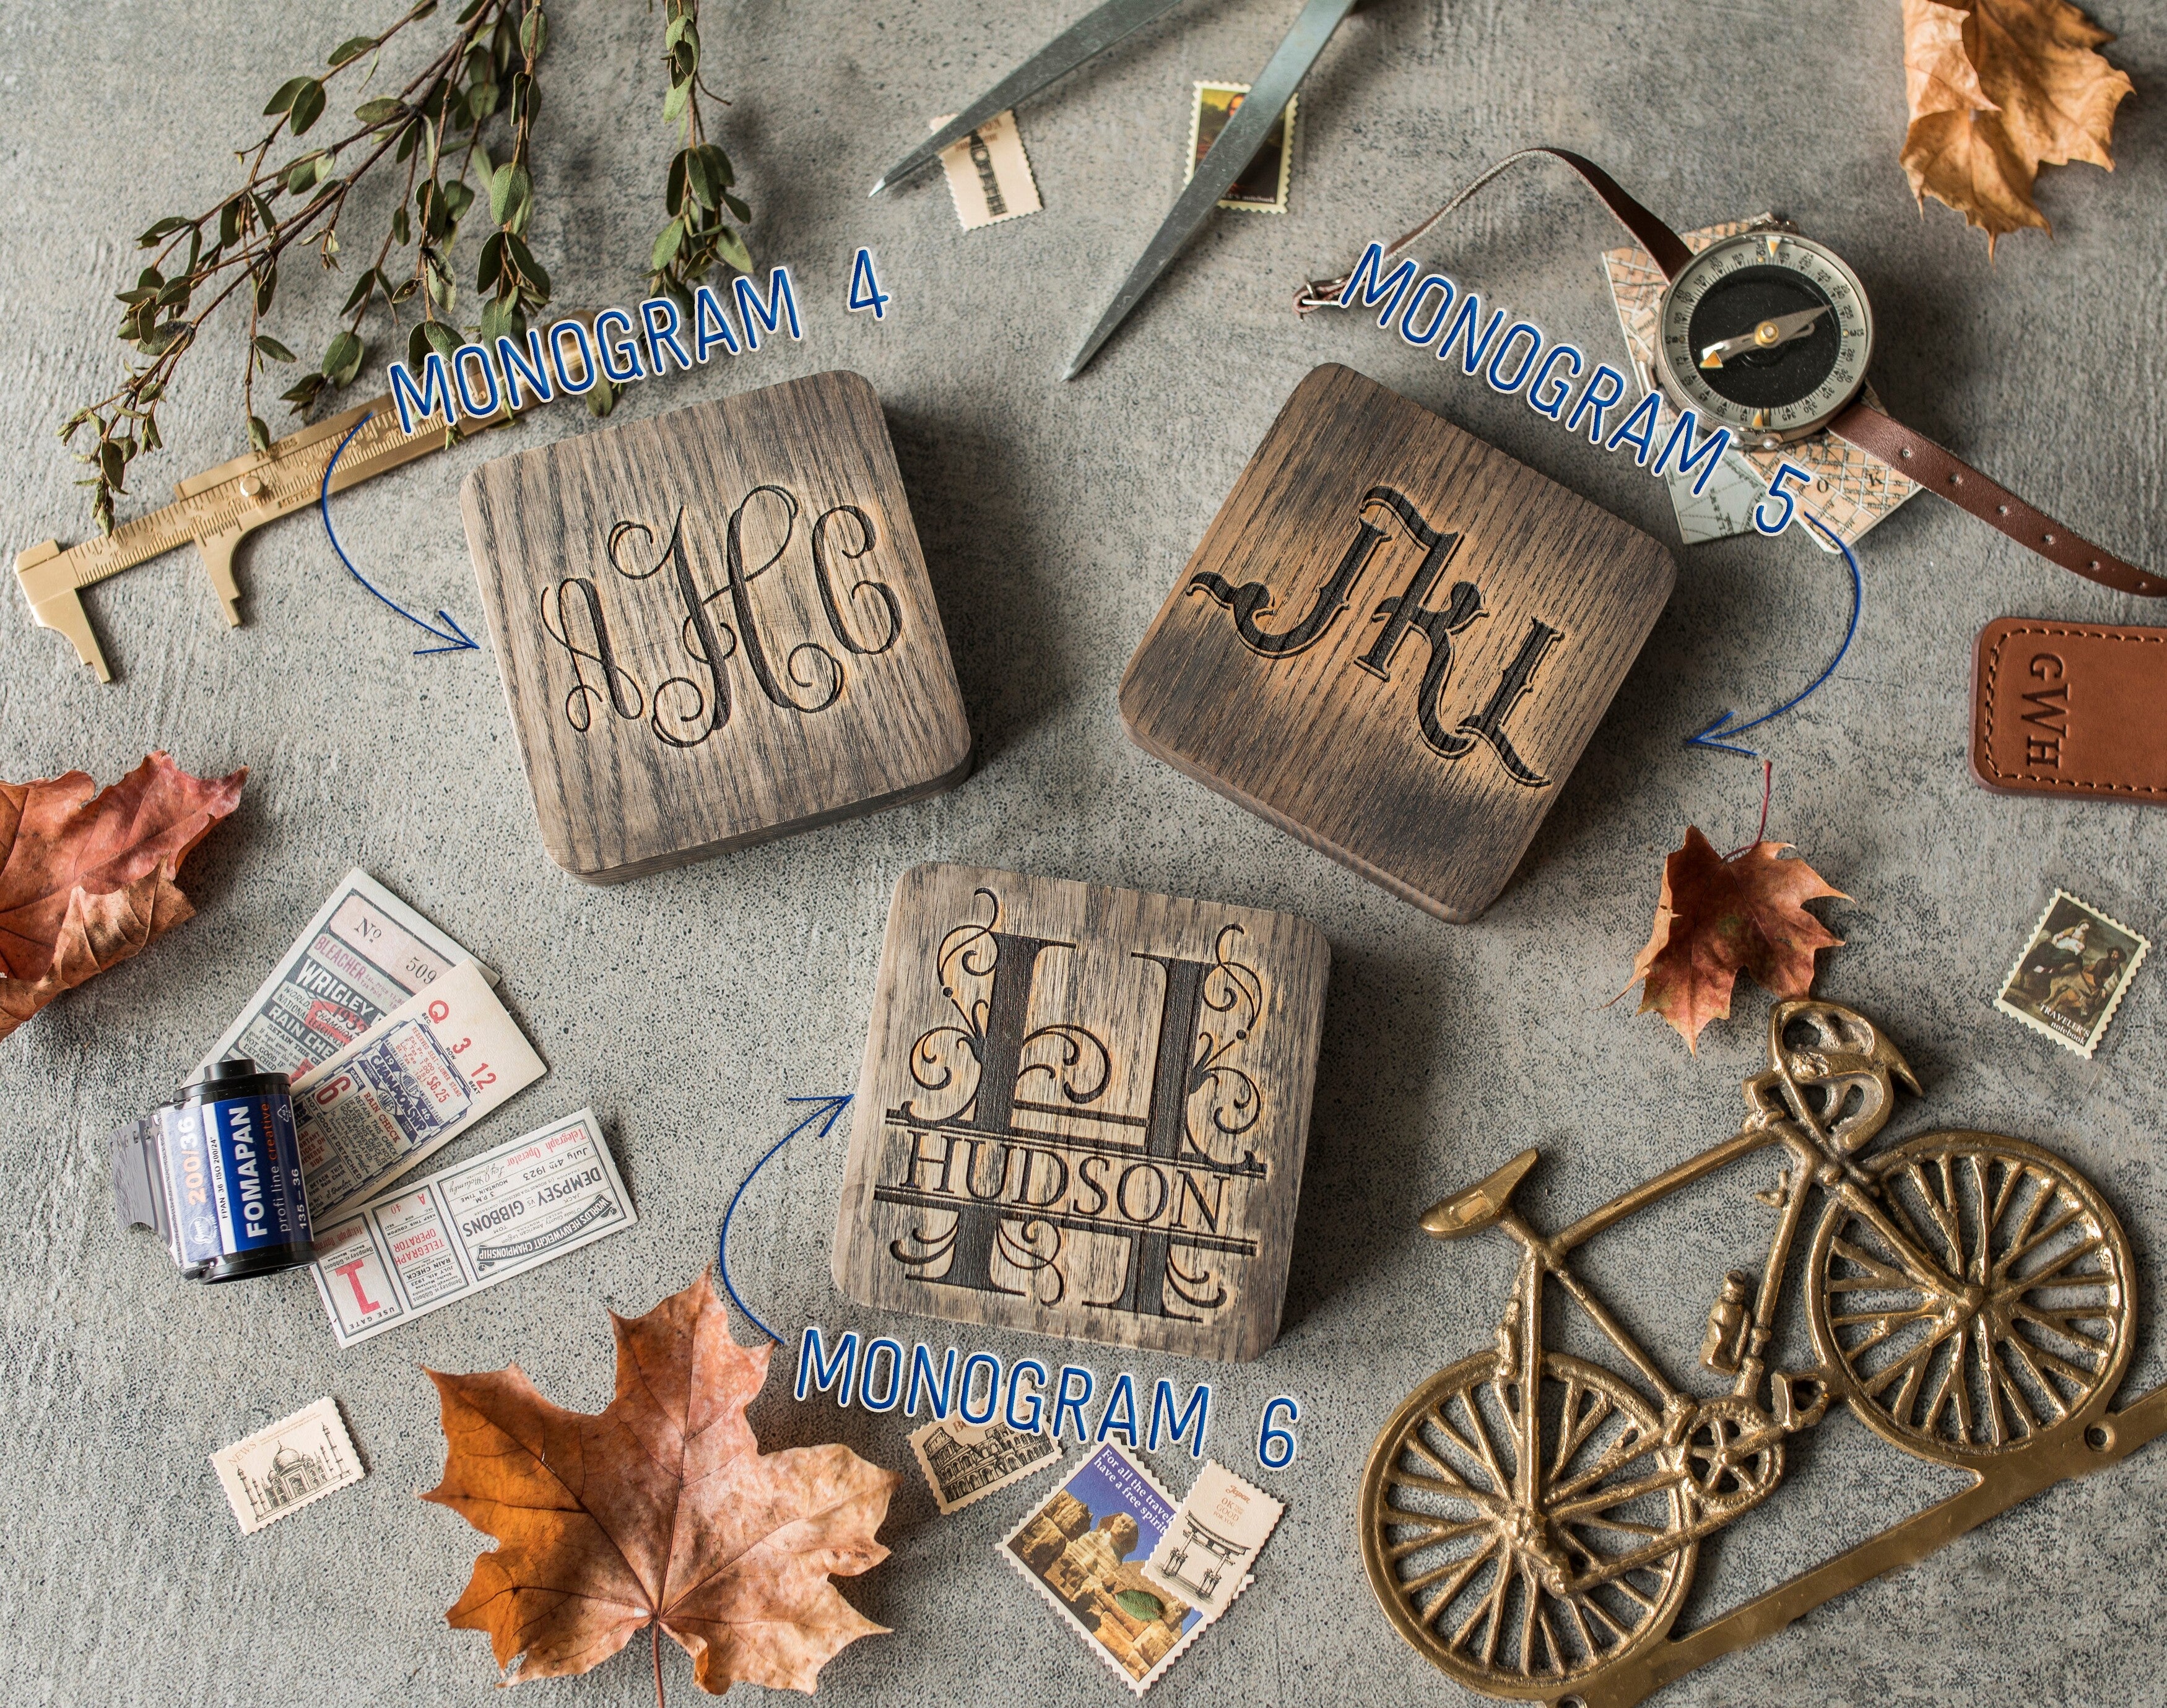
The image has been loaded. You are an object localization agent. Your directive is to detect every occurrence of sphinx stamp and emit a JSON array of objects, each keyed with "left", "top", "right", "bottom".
[{"left": 833, "top": 863, "right": 1329, "bottom": 1362}]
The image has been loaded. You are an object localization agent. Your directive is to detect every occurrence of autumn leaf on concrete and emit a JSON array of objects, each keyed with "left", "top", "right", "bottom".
[
  {"left": 1629, "top": 826, "right": 1846, "bottom": 1052},
  {"left": 1900, "top": 0, "right": 2134, "bottom": 252},
  {"left": 423, "top": 1269, "right": 896, "bottom": 1703},
  {"left": 0, "top": 751, "right": 246, "bottom": 1041}
]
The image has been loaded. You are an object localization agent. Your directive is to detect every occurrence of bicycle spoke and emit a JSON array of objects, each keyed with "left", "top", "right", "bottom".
[
  {"left": 2012, "top": 1303, "right": 2114, "bottom": 1354},
  {"left": 1994, "top": 1205, "right": 2085, "bottom": 1283},
  {"left": 1402, "top": 1536, "right": 1498, "bottom": 1598}
]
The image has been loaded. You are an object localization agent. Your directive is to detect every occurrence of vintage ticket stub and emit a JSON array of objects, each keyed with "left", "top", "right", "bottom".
[
  {"left": 1001, "top": 1441, "right": 1246, "bottom": 1696},
  {"left": 201, "top": 869, "right": 488, "bottom": 1078},
  {"left": 309, "top": 1108, "right": 633, "bottom": 1349},
  {"left": 1143, "top": 1460, "right": 1283, "bottom": 1621},
  {"left": 292, "top": 959, "right": 545, "bottom": 1217},
  {"left": 210, "top": 1396, "right": 365, "bottom": 1535},
  {"left": 910, "top": 1415, "right": 1061, "bottom": 1515}
]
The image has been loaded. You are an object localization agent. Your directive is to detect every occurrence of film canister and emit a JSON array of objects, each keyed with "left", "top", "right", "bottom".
[{"left": 111, "top": 1057, "right": 316, "bottom": 1283}]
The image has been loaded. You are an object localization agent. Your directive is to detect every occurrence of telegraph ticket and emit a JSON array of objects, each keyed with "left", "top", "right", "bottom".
[
  {"left": 201, "top": 869, "right": 489, "bottom": 1078},
  {"left": 309, "top": 1108, "right": 634, "bottom": 1349},
  {"left": 292, "top": 958, "right": 545, "bottom": 1217}
]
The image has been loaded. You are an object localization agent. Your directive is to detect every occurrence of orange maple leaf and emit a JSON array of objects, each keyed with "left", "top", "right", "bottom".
[
  {"left": 0, "top": 751, "right": 246, "bottom": 1040},
  {"left": 1629, "top": 826, "right": 1846, "bottom": 1052},
  {"left": 1900, "top": 0, "right": 2134, "bottom": 253},
  {"left": 423, "top": 1269, "right": 895, "bottom": 1702}
]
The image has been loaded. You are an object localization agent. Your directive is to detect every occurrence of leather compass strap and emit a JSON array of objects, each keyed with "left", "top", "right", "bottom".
[
  {"left": 1295, "top": 146, "right": 1691, "bottom": 311},
  {"left": 1829, "top": 401, "right": 2160, "bottom": 597}
]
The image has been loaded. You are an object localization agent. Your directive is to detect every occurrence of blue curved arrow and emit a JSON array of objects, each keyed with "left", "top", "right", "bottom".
[
  {"left": 1687, "top": 514, "right": 1862, "bottom": 759},
  {"left": 717, "top": 1093, "right": 854, "bottom": 1343},
  {"left": 319, "top": 413, "right": 479, "bottom": 656}
]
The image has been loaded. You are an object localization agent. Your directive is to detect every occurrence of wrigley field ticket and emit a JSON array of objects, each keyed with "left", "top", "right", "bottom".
[
  {"left": 201, "top": 869, "right": 489, "bottom": 1078},
  {"left": 310, "top": 1108, "right": 634, "bottom": 1348},
  {"left": 293, "top": 958, "right": 545, "bottom": 1218}
]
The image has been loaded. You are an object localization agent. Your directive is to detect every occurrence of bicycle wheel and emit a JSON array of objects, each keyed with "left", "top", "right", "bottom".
[
  {"left": 1809, "top": 1130, "right": 2134, "bottom": 1465},
  {"left": 1360, "top": 1351, "right": 1696, "bottom": 1699}
]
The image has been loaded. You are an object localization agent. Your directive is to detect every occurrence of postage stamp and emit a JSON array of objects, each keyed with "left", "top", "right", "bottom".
[
  {"left": 933, "top": 110, "right": 1042, "bottom": 230},
  {"left": 1188, "top": 82, "right": 1295, "bottom": 212},
  {"left": 1001, "top": 1441, "right": 1241, "bottom": 1695},
  {"left": 1142, "top": 1459, "right": 1282, "bottom": 1622},
  {"left": 1994, "top": 889, "right": 2150, "bottom": 1057},
  {"left": 910, "top": 1415, "right": 1061, "bottom": 1515},
  {"left": 210, "top": 1397, "right": 364, "bottom": 1535}
]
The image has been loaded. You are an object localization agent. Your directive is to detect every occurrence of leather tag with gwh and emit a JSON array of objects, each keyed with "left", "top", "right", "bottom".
[{"left": 1120, "top": 363, "right": 1675, "bottom": 922}]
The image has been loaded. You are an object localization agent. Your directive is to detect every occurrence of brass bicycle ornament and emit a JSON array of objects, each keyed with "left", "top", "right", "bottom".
[{"left": 1361, "top": 999, "right": 2163, "bottom": 1707}]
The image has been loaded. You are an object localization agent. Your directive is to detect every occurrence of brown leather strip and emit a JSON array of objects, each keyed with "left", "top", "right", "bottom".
[
  {"left": 1831, "top": 400, "right": 2160, "bottom": 597},
  {"left": 1295, "top": 147, "right": 1693, "bottom": 312},
  {"left": 1971, "top": 617, "right": 2167, "bottom": 801}
]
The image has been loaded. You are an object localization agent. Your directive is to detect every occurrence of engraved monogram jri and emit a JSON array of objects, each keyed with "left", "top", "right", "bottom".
[
  {"left": 536, "top": 482, "right": 901, "bottom": 750},
  {"left": 874, "top": 890, "right": 1268, "bottom": 1324},
  {"left": 1188, "top": 484, "right": 1564, "bottom": 786}
]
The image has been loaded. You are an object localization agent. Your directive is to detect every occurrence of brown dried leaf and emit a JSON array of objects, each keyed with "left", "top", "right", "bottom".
[
  {"left": 423, "top": 1269, "right": 896, "bottom": 1699},
  {"left": 0, "top": 751, "right": 246, "bottom": 1039},
  {"left": 1629, "top": 826, "right": 1846, "bottom": 1052},
  {"left": 1900, "top": 0, "right": 2134, "bottom": 252}
]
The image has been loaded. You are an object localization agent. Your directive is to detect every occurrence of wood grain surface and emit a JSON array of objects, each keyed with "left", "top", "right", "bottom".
[
  {"left": 833, "top": 862, "right": 1330, "bottom": 1363},
  {"left": 1120, "top": 363, "right": 1675, "bottom": 922},
  {"left": 461, "top": 371, "right": 971, "bottom": 882}
]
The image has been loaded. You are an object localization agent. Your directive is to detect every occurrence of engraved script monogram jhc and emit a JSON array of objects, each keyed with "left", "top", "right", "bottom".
[
  {"left": 537, "top": 482, "right": 901, "bottom": 748},
  {"left": 875, "top": 890, "right": 1269, "bottom": 1324},
  {"left": 1188, "top": 485, "right": 1564, "bottom": 786}
]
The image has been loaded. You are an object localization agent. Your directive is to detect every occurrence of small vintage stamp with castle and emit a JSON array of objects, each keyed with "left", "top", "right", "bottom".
[
  {"left": 1994, "top": 889, "right": 2150, "bottom": 1058},
  {"left": 910, "top": 1415, "right": 1061, "bottom": 1515},
  {"left": 1142, "top": 1459, "right": 1282, "bottom": 1623},
  {"left": 210, "top": 1396, "right": 365, "bottom": 1536},
  {"left": 1001, "top": 1441, "right": 1244, "bottom": 1696}
]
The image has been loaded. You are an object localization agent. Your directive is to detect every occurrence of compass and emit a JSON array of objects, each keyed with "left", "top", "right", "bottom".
[{"left": 1654, "top": 231, "right": 1873, "bottom": 449}]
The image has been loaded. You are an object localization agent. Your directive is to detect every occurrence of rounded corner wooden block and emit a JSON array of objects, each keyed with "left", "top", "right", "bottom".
[
  {"left": 833, "top": 863, "right": 1331, "bottom": 1363},
  {"left": 461, "top": 371, "right": 972, "bottom": 882},
  {"left": 1121, "top": 363, "right": 1675, "bottom": 922}
]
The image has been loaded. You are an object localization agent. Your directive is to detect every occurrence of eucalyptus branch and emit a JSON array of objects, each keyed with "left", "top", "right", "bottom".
[{"left": 62, "top": 0, "right": 735, "bottom": 535}]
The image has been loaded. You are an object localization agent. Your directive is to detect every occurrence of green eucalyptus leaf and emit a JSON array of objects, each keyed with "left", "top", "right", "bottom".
[
  {"left": 99, "top": 441, "right": 126, "bottom": 487},
  {"left": 442, "top": 180, "right": 475, "bottom": 220},
  {"left": 288, "top": 79, "right": 328, "bottom": 135},
  {"left": 685, "top": 149, "right": 716, "bottom": 209},
  {"left": 651, "top": 217, "right": 685, "bottom": 272},
  {"left": 519, "top": 6, "right": 547, "bottom": 59},
  {"left": 715, "top": 225, "right": 753, "bottom": 275},
  {"left": 667, "top": 151, "right": 688, "bottom": 218},
  {"left": 423, "top": 319, "right": 460, "bottom": 358},
  {"left": 219, "top": 198, "right": 243, "bottom": 247},
  {"left": 248, "top": 414, "right": 272, "bottom": 452},
  {"left": 407, "top": 322, "right": 435, "bottom": 368},
  {"left": 255, "top": 264, "right": 278, "bottom": 314},
  {"left": 662, "top": 77, "right": 689, "bottom": 123},
  {"left": 409, "top": 0, "right": 438, "bottom": 17},
  {"left": 392, "top": 204, "right": 412, "bottom": 245},
  {"left": 357, "top": 96, "right": 407, "bottom": 123},
  {"left": 478, "top": 295, "right": 515, "bottom": 344},
  {"left": 588, "top": 376, "right": 617, "bottom": 418},
  {"left": 322, "top": 329, "right": 363, "bottom": 382},
  {"left": 456, "top": 0, "right": 488, "bottom": 21},
  {"left": 723, "top": 191, "right": 750, "bottom": 223},
  {"left": 329, "top": 35, "right": 376, "bottom": 67},
  {"left": 476, "top": 230, "right": 506, "bottom": 293},
  {"left": 280, "top": 372, "right": 326, "bottom": 407},
  {"left": 254, "top": 334, "right": 298, "bottom": 363},
  {"left": 263, "top": 76, "right": 311, "bottom": 117},
  {"left": 490, "top": 162, "right": 530, "bottom": 227}
]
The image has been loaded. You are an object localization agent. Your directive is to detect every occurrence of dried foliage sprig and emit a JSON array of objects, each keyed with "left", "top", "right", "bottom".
[{"left": 62, "top": 0, "right": 752, "bottom": 534}]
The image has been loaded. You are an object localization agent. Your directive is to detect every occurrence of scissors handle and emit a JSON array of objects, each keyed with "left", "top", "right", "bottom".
[
  {"left": 1066, "top": 0, "right": 1361, "bottom": 378},
  {"left": 870, "top": 0, "right": 1192, "bottom": 196}
]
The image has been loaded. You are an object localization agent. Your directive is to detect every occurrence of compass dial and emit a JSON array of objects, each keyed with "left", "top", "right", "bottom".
[{"left": 1654, "top": 232, "right": 1873, "bottom": 447}]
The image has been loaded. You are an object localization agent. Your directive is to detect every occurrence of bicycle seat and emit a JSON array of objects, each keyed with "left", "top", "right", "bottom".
[{"left": 1421, "top": 1148, "right": 1538, "bottom": 1239}]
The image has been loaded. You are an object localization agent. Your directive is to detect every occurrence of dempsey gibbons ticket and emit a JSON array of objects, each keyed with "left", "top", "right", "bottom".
[
  {"left": 310, "top": 1108, "right": 635, "bottom": 1348},
  {"left": 201, "top": 869, "right": 489, "bottom": 1078},
  {"left": 291, "top": 958, "right": 545, "bottom": 1217}
]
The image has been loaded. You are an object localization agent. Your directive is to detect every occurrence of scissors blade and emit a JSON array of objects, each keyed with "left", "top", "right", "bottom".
[
  {"left": 870, "top": 0, "right": 1192, "bottom": 196},
  {"left": 1064, "top": 0, "right": 1361, "bottom": 379}
]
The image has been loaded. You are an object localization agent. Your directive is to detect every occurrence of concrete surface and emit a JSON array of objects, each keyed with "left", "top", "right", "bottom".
[{"left": 3, "top": 1, "right": 2166, "bottom": 1704}]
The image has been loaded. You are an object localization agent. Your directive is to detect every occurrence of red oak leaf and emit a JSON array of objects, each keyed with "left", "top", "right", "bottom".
[
  {"left": 423, "top": 1269, "right": 895, "bottom": 1702},
  {"left": 0, "top": 751, "right": 246, "bottom": 1039},
  {"left": 1630, "top": 826, "right": 1846, "bottom": 1051}
]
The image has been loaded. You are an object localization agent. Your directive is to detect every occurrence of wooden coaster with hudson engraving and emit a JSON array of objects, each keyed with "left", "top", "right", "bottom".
[
  {"left": 832, "top": 862, "right": 1329, "bottom": 1362},
  {"left": 1120, "top": 363, "right": 1675, "bottom": 922},
  {"left": 461, "top": 372, "right": 971, "bottom": 882}
]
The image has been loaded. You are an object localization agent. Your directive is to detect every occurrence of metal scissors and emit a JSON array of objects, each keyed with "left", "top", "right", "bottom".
[{"left": 871, "top": 0, "right": 1363, "bottom": 379}]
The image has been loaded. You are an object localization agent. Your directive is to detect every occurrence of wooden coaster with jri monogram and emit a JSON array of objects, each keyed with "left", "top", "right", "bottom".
[
  {"left": 833, "top": 862, "right": 1329, "bottom": 1363},
  {"left": 461, "top": 372, "right": 972, "bottom": 882},
  {"left": 1120, "top": 363, "right": 1675, "bottom": 922}
]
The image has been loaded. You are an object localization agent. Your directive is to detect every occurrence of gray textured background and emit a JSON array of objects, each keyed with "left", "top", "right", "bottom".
[{"left": 3, "top": 1, "right": 2165, "bottom": 1704}]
